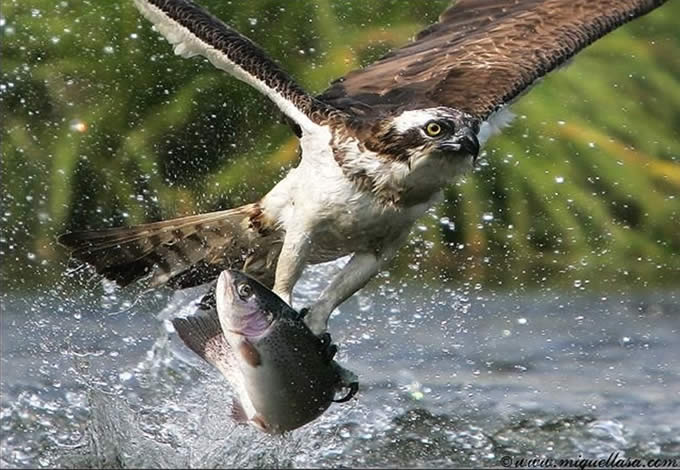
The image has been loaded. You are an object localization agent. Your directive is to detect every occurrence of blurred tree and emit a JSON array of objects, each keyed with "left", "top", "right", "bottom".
[{"left": 1, "top": 0, "right": 678, "bottom": 291}]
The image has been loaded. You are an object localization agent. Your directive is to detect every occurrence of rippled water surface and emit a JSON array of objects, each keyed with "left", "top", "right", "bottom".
[{"left": 2, "top": 269, "right": 679, "bottom": 468}]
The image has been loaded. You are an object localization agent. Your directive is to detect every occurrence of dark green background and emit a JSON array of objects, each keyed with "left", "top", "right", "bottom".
[{"left": 2, "top": 1, "right": 679, "bottom": 292}]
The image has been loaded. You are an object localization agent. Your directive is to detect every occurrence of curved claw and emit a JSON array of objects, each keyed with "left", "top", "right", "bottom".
[
  {"left": 318, "top": 332, "right": 331, "bottom": 346},
  {"left": 295, "top": 307, "right": 309, "bottom": 322},
  {"left": 324, "top": 344, "right": 338, "bottom": 362},
  {"left": 333, "top": 381, "right": 359, "bottom": 403},
  {"left": 317, "top": 332, "right": 337, "bottom": 362}
]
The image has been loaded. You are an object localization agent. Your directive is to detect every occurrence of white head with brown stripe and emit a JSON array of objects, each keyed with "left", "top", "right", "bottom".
[{"left": 337, "top": 106, "right": 481, "bottom": 206}]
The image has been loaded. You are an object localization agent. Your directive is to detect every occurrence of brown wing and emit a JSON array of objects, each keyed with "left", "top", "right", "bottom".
[
  {"left": 318, "top": 0, "right": 667, "bottom": 120},
  {"left": 58, "top": 204, "right": 279, "bottom": 289}
]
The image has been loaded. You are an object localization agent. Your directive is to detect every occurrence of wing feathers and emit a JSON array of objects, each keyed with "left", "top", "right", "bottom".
[
  {"left": 133, "top": 0, "right": 329, "bottom": 134},
  {"left": 319, "top": 0, "right": 668, "bottom": 121},
  {"left": 58, "top": 205, "right": 257, "bottom": 288}
]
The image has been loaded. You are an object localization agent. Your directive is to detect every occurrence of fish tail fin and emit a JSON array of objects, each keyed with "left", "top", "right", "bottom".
[
  {"left": 172, "top": 311, "right": 223, "bottom": 363},
  {"left": 173, "top": 312, "right": 250, "bottom": 423},
  {"left": 172, "top": 311, "right": 236, "bottom": 382},
  {"left": 58, "top": 203, "right": 275, "bottom": 288}
]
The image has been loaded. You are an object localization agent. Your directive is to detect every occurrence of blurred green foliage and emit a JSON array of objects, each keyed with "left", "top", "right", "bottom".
[{"left": 1, "top": 0, "right": 679, "bottom": 292}]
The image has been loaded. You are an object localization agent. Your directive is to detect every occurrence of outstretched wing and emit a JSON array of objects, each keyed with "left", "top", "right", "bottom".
[
  {"left": 133, "top": 0, "right": 330, "bottom": 134},
  {"left": 318, "top": 0, "right": 667, "bottom": 121}
]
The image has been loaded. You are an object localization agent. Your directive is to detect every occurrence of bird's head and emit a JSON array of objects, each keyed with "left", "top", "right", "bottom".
[{"left": 366, "top": 107, "right": 480, "bottom": 171}]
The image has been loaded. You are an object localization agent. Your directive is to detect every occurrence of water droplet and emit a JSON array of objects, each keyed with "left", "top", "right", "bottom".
[
  {"left": 69, "top": 119, "right": 88, "bottom": 133},
  {"left": 554, "top": 176, "right": 564, "bottom": 184}
]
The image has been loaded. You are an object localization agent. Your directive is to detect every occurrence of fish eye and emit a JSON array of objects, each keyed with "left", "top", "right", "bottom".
[
  {"left": 236, "top": 282, "right": 253, "bottom": 299},
  {"left": 425, "top": 121, "right": 443, "bottom": 137}
]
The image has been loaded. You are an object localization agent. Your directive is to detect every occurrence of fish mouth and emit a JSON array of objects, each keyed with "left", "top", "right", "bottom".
[
  {"left": 218, "top": 270, "right": 238, "bottom": 303},
  {"left": 216, "top": 271, "right": 236, "bottom": 311}
]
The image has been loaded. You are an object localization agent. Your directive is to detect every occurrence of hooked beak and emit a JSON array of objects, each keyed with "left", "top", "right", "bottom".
[
  {"left": 439, "top": 127, "right": 480, "bottom": 162},
  {"left": 458, "top": 128, "right": 480, "bottom": 160}
]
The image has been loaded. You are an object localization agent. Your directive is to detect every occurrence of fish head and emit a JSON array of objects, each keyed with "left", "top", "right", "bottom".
[{"left": 216, "top": 270, "right": 280, "bottom": 340}]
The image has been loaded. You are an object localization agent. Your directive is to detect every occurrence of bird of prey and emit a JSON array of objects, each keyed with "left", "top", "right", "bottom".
[{"left": 59, "top": 0, "right": 667, "bottom": 335}]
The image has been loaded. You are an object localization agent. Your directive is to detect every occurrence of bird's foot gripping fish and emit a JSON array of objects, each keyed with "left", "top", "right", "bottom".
[{"left": 172, "top": 270, "right": 358, "bottom": 434}]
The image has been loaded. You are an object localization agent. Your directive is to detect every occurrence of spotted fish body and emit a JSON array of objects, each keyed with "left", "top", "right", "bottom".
[
  {"left": 229, "top": 311, "right": 340, "bottom": 432},
  {"left": 172, "top": 270, "right": 357, "bottom": 434}
]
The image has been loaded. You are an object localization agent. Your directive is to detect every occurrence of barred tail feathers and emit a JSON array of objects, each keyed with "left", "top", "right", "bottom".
[{"left": 58, "top": 203, "right": 274, "bottom": 289}]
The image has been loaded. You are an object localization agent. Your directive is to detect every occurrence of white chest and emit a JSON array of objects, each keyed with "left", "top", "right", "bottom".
[{"left": 261, "top": 131, "right": 450, "bottom": 259}]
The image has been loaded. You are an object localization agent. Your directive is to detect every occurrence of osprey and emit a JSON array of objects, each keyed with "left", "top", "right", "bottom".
[{"left": 59, "top": 0, "right": 667, "bottom": 335}]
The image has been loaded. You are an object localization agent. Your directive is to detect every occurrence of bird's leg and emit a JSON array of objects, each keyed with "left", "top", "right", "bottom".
[
  {"left": 304, "top": 248, "right": 395, "bottom": 335},
  {"left": 272, "top": 226, "right": 312, "bottom": 306}
]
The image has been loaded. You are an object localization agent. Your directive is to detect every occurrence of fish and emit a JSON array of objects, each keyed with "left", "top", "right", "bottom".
[{"left": 172, "top": 269, "right": 358, "bottom": 434}]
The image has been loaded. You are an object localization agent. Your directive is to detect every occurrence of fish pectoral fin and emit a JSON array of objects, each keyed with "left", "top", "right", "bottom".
[
  {"left": 238, "top": 339, "right": 262, "bottom": 367},
  {"left": 230, "top": 398, "right": 249, "bottom": 424},
  {"left": 251, "top": 413, "right": 270, "bottom": 433}
]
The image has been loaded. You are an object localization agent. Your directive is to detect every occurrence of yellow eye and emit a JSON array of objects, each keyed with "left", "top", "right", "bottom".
[
  {"left": 425, "top": 121, "right": 442, "bottom": 137},
  {"left": 237, "top": 282, "right": 252, "bottom": 299}
]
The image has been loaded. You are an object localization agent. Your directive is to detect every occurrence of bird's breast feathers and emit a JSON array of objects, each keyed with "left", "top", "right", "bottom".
[{"left": 261, "top": 129, "right": 460, "bottom": 258}]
